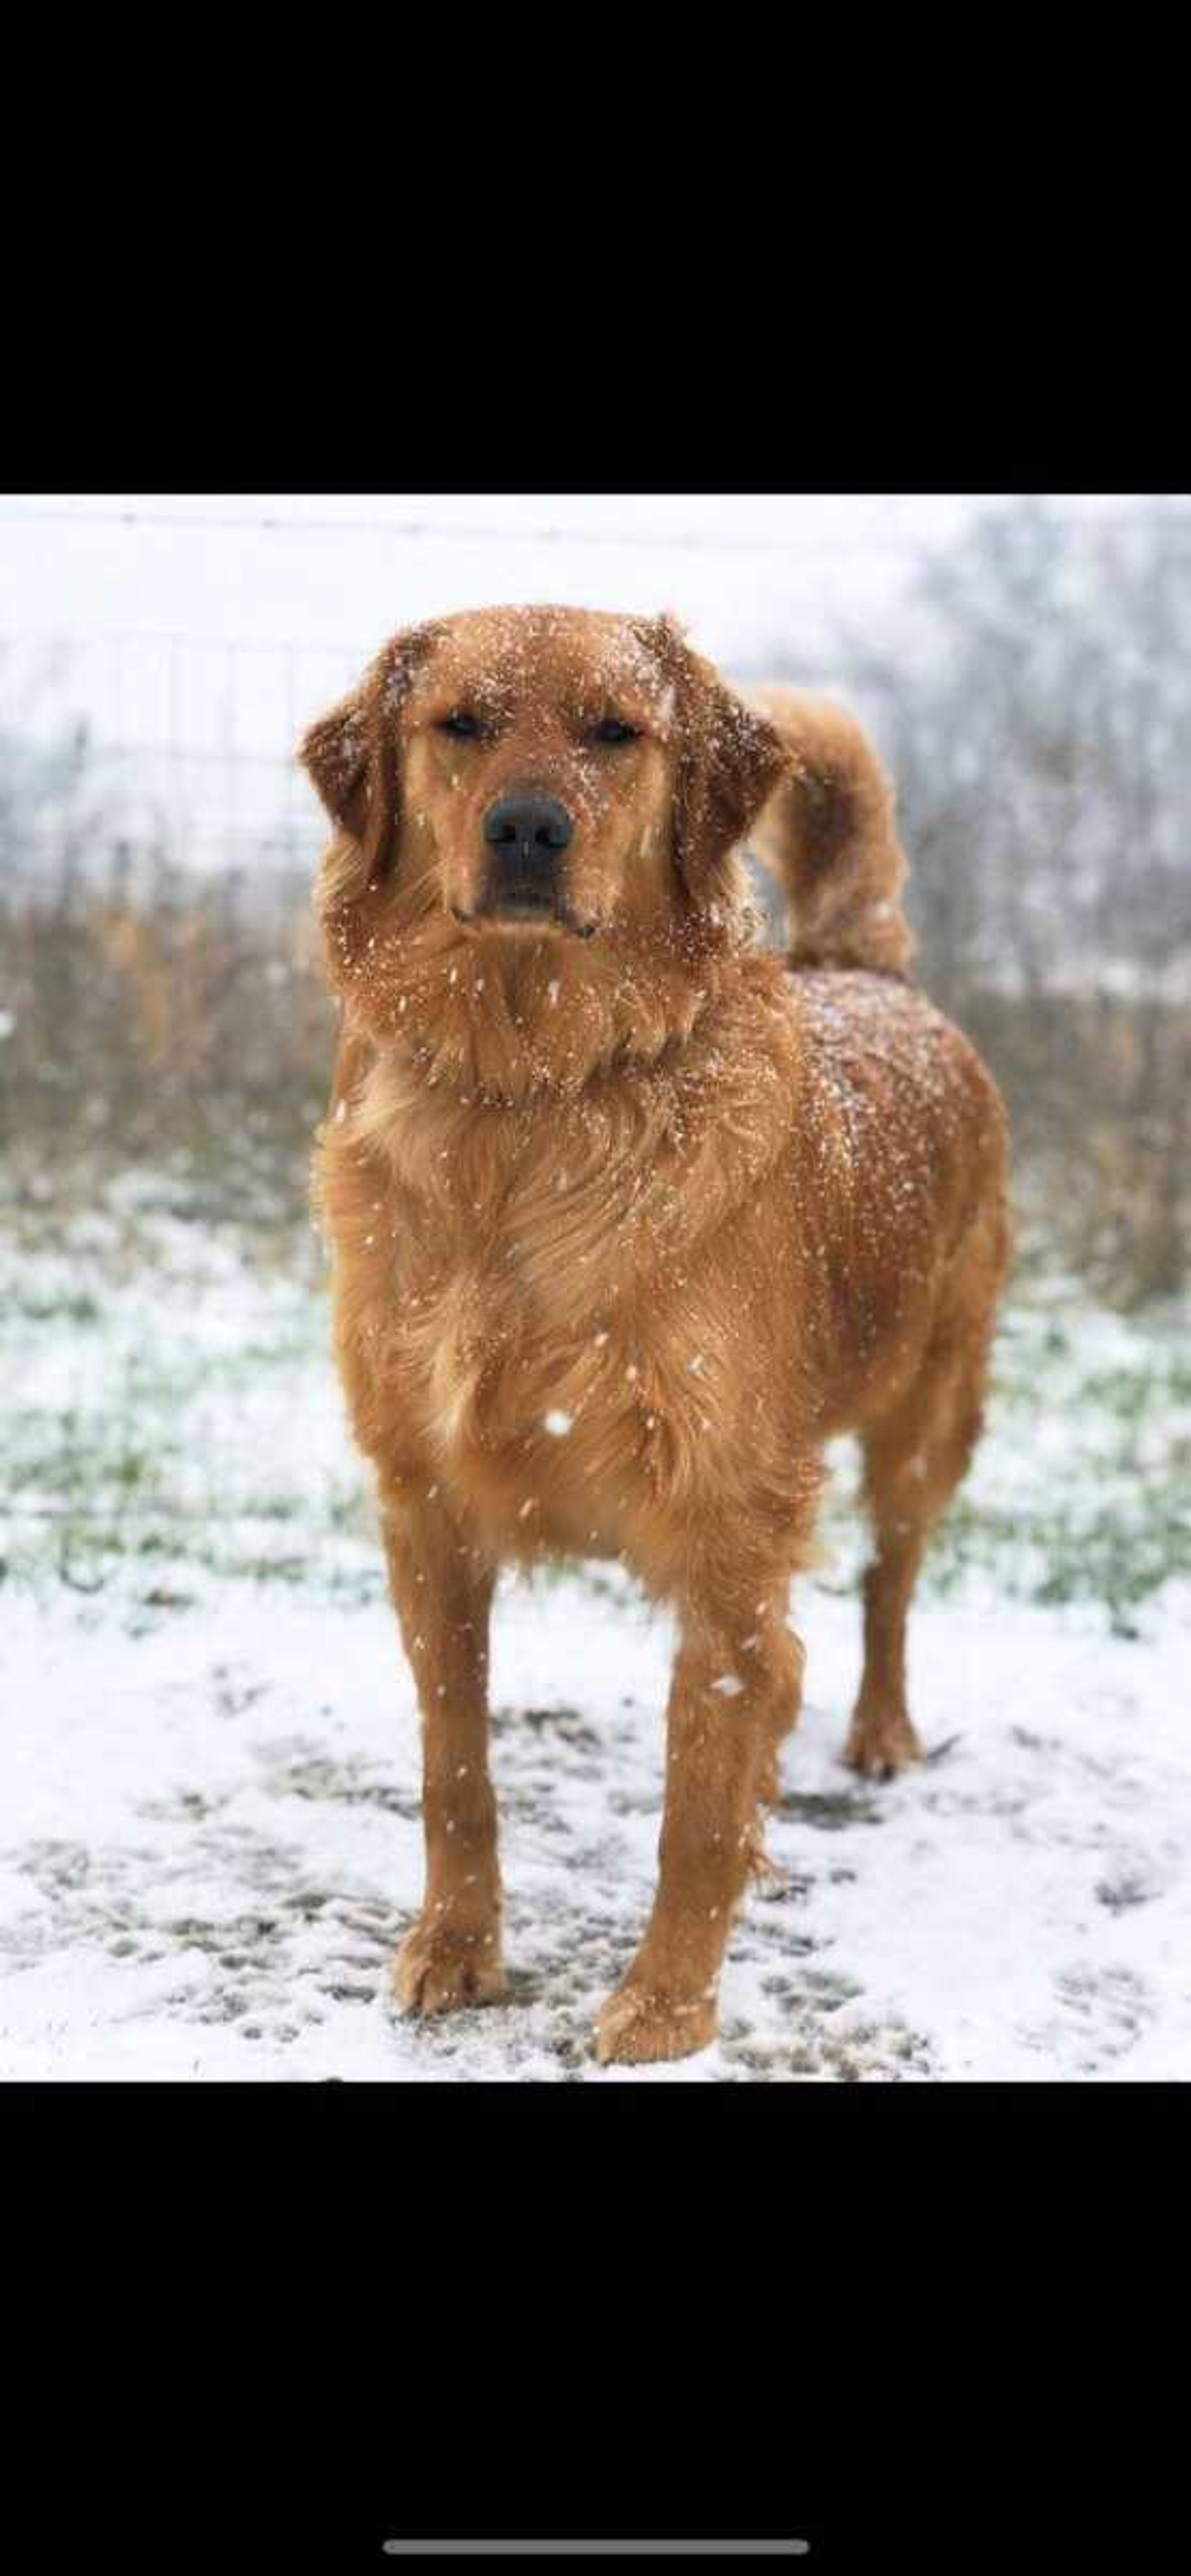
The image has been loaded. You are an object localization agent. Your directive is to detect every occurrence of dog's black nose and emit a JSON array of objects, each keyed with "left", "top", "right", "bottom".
[{"left": 482, "top": 793, "right": 574, "bottom": 859}]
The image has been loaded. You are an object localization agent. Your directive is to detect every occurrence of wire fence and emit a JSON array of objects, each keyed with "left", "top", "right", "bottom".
[
  {"left": 0, "top": 502, "right": 933, "bottom": 550},
  {"left": 3, "top": 495, "right": 1181, "bottom": 904},
  {"left": 0, "top": 493, "right": 940, "bottom": 901},
  {"left": 0, "top": 626, "right": 849, "bottom": 906},
  {"left": 0, "top": 631, "right": 356, "bottom": 903},
  {"left": 2, "top": 500, "right": 1178, "bottom": 542}
]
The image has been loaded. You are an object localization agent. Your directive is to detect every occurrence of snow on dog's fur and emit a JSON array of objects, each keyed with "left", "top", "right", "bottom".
[{"left": 301, "top": 606, "right": 1010, "bottom": 2064}]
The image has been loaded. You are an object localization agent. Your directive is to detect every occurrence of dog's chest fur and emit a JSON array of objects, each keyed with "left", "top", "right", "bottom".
[{"left": 334, "top": 991, "right": 804, "bottom": 1555}]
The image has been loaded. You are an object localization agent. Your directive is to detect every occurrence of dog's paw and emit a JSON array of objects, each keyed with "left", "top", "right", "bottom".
[
  {"left": 593, "top": 1981, "right": 718, "bottom": 2066},
  {"left": 744, "top": 1814, "right": 787, "bottom": 1891},
  {"left": 390, "top": 1919, "right": 507, "bottom": 2017},
  {"left": 841, "top": 1710, "right": 926, "bottom": 1780}
]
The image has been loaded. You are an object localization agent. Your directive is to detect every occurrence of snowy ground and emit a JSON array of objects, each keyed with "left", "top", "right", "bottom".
[{"left": 2, "top": 1168, "right": 1189, "bottom": 2082}]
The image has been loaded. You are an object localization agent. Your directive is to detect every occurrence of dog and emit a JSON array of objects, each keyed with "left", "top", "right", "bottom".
[{"left": 300, "top": 606, "right": 1010, "bottom": 2065}]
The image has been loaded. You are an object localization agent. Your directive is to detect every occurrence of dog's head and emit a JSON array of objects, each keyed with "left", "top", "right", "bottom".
[{"left": 301, "top": 607, "right": 788, "bottom": 988}]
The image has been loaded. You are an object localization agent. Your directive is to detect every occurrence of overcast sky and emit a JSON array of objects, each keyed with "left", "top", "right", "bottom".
[{"left": 1, "top": 492, "right": 984, "bottom": 658}]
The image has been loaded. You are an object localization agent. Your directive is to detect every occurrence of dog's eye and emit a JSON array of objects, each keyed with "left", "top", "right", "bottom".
[
  {"left": 593, "top": 716, "right": 639, "bottom": 746},
  {"left": 438, "top": 710, "right": 482, "bottom": 740}
]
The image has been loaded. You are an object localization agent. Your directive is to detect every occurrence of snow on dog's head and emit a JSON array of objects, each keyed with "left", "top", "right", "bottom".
[{"left": 299, "top": 606, "right": 789, "bottom": 1090}]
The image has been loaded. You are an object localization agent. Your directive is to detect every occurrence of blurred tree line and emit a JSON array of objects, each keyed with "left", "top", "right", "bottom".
[{"left": 1, "top": 500, "right": 1188, "bottom": 1298}]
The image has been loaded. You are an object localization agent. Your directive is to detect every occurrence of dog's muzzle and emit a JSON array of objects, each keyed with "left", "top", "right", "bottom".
[{"left": 479, "top": 793, "right": 574, "bottom": 921}]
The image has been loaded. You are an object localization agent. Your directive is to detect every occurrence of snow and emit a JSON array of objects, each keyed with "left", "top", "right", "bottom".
[{"left": 2, "top": 1179, "right": 1188, "bottom": 2083}]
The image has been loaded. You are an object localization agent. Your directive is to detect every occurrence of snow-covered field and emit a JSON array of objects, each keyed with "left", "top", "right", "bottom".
[{"left": 2, "top": 1170, "right": 1188, "bottom": 2082}]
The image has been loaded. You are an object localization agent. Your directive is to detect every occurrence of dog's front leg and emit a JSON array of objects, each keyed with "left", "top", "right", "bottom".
[
  {"left": 595, "top": 1596, "right": 803, "bottom": 2066},
  {"left": 381, "top": 1478, "right": 506, "bottom": 2016}
]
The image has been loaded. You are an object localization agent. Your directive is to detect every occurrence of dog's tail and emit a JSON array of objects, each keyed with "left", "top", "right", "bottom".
[{"left": 740, "top": 684, "right": 915, "bottom": 977}]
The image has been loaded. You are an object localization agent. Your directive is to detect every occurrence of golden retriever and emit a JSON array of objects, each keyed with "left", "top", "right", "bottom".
[{"left": 300, "top": 607, "right": 1010, "bottom": 2065}]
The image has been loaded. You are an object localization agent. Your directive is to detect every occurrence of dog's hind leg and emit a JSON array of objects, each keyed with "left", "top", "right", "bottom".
[
  {"left": 380, "top": 1477, "right": 506, "bottom": 2014},
  {"left": 845, "top": 1241, "right": 1002, "bottom": 1779}
]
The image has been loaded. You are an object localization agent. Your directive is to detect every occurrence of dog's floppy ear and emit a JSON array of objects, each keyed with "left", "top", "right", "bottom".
[
  {"left": 299, "top": 622, "right": 437, "bottom": 891},
  {"left": 636, "top": 613, "right": 790, "bottom": 916},
  {"left": 301, "top": 688, "right": 373, "bottom": 846}
]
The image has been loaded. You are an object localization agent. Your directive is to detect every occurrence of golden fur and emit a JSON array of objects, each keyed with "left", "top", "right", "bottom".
[
  {"left": 301, "top": 606, "right": 1010, "bottom": 2065},
  {"left": 745, "top": 683, "right": 916, "bottom": 976}
]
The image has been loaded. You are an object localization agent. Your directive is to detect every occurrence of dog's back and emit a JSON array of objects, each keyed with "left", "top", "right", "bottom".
[
  {"left": 741, "top": 679, "right": 1009, "bottom": 1414},
  {"left": 742, "top": 683, "right": 915, "bottom": 979}
]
